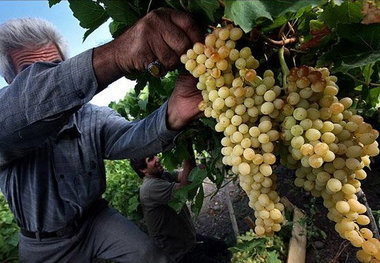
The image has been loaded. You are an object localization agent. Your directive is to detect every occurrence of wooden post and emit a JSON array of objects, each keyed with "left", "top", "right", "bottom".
[
  {"left": 281, "top": 197, "right": 307, "bottom": 263},
  {"left": 224, "top": 184, "right": 239, "bottom": 238}
]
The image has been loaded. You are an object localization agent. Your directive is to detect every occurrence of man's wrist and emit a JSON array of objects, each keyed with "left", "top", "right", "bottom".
[
  {"left": 92, "top": 41, "right": 124, "bottom": 90},
  {"left": 166, "top": 103, "right": 186, "bottom": 131}
]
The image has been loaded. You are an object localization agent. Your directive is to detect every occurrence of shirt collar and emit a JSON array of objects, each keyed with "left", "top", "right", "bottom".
[{"left": 57, "top": 115, "right": 82, "bottom": 139}]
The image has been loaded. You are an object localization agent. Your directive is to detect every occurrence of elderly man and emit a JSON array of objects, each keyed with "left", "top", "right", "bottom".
[{"left": 0, "top": 8, "right": 202, "bottom": 263}]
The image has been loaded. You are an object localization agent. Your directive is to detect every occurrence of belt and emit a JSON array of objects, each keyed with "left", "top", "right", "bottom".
[{"left": 21, "top": 199, "right": 108, "bottom": 239}]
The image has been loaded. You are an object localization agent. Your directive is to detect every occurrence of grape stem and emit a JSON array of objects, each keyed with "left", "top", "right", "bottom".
[
  {"left": 328, "top": 240, "right": 350, "bottom": 263},
  {"left": 345, "top": 72, "right": 380, "bottom": 87},
  {"left": 262, "top": 36, "right": 297, "bottom": 46},
  {"left": 217, "top": 0, "right": 225, "bottom": 8},
  {"left": 146, "top": 0, "right": 153, "bottom": 13},
  {"left": 279, "top": 46, "right": 290, "bottom": 89},
  {"left": 357, "top": 189, "right": 380, "bottom": 240}
]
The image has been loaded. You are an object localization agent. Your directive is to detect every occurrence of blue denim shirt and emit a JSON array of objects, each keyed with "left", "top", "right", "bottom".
[{"left": 0, "top": 50, "right": 179, "bottom": 232}]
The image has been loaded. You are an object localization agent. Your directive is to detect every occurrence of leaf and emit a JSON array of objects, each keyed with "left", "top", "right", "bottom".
[
  {"left": 103, "top": 0, "right": 138, "bottom": 26},
  {"left": 333, "top": 54, "right": 380, "bottom": 73},
  {"left": 191, "top": 186, "right": 204, "bottom": 216},
  {"left": 362, "top": 63, "right": 375, "bottom": 85},
  {"left": 369, "top": 86, "right": 380, "bottom": 108},
  {"left": 137, "top": 98, "right": 148, "bottom": 111},
  {"left": 109, "top": 21, "right": 128, "bottom": 38},
  {"left": 68, "top": 0, "right": 109, "bottom": 41},
  {"left": 189, "top": 167, "right": 208, "bottom": 183},
  {"left": 224, "top": 0, "right": 325, "bottom": 32},
  {"left": 322, "top": 24, "right": 380, "bottom": 73},
  {"left": 319, "top": 1, "right": 363, "bottom": 28},
  {"left": 168, "top": 185, "right": 190, "bottom": 213},
  {"left": 266, "top": 250, "right": 282, "bottom": 263},
  {"left": 165, "top": 0, "right": 184, "bottom": 10},
  {"left": 187, "top": 0, "right": 221, "bottom": 24},
  {"left": 48, "top": 0, "right": 61, "bottom": 8},
  {"left": 161, "top": 151, "right": 178, "bottom": 171},
  {"left": 224, "top": 0, "right": 272, "bottom": 32},
  {"left": 200, "top": 117, "right": 216, "bottom": 130}
]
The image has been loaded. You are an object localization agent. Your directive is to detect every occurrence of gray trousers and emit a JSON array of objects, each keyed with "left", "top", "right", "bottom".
[{"left": 19, "top": 207, "right": 172, "bottom": 263}]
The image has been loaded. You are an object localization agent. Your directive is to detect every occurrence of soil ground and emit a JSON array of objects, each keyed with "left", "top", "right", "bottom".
[{"left": 193, "top": 159, "right": 380, "bottom": 263}]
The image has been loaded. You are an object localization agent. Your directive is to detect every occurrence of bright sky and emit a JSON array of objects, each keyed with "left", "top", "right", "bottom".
[{"left": 0, "top": 0, "right": 135, "bottom": 106}]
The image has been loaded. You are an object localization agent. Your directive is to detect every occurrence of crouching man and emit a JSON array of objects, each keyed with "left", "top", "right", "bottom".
[{"left": 130, "top": 150, "right": 230, "bottom": 263}]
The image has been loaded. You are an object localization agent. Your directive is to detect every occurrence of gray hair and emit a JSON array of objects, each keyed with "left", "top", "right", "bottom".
[{"left": 0, "top": 18, "right": 69, "bottom": 81}]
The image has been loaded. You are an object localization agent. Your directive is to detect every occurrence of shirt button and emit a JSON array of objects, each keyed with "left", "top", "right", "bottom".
[
  {"left": 76, "top": 91, "right": 85, "bottom": 99},
  {"left": 60, "top": 174, "right": 65, "bottom": 179}
]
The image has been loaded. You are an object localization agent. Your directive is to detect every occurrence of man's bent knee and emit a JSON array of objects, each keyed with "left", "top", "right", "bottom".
[{"left": 138, "top": 241, "right": 172, "bottom": 263}]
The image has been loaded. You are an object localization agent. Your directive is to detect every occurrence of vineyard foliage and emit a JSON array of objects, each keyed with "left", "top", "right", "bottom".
[
  {"left": 48, "top": 0, "right": 380, "bottom": 213},
  {"left": 103, "top": 160, "right": 143, "bottom": 223},
  {"left": 0, "top": 194, "right": 19, "bottom": 261}
]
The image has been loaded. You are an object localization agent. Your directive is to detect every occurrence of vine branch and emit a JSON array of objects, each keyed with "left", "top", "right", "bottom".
[
  {"left": 345, "top": 72, "right": 380, "bottom": 87},
  {"left": 279, "top": 46, "right": 290, "bottom": 88},
  {"left": 357, "top": 189, "right": 380, "bottom": 240}
]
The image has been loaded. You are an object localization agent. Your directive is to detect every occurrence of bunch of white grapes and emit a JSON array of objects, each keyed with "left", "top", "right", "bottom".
[
  {"left": 181, "top": 24, "right": 285, "bottom": 236},
  {"left": 181, "top": 24, "right": 380, "bottom": 262},
  {"left": 282, "top": 66, "right": 380, "bottom": 262}
]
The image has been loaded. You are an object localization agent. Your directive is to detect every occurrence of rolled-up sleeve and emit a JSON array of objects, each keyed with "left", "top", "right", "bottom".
[
  {"left": 101, "top": 101, "right": 180, "bottom": 160},
  {"left": 0, "top": 50, "right": 98, "bottom": 166}
]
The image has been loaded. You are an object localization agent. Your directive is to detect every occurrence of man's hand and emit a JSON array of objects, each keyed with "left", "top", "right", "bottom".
[
  {"left": 114, "top": 8, "right": 202, "bottom": 75},
  {"left": 167, "top": 74, "right": 203, "bottom": 130},
  {"left": 93, "top": 8, "right": 202, "bottom": 89}
]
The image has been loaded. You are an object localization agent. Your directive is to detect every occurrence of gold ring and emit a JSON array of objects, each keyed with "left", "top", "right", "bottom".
[{"left": 147, "top": 60, "right": 162, "bottom": 77}]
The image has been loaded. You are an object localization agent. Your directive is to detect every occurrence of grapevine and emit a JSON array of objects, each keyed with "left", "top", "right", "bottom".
[{"left": 182, "top": 24, "right": 380, "bottom": 262}]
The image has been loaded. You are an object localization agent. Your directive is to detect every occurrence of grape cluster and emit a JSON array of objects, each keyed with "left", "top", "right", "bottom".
[
  {"left": 181, "top": 25, "right": 380, "bottom": 262},
  {"left": 282, "top": 66, "right": 380, "bottom": 262},
  {"left": 181, "top": 25, "right": 285, "bottom": 236}
]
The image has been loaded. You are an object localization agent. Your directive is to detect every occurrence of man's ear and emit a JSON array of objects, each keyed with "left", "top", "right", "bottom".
[{"left": 139, "top": 168, "right": 147, "bottom": 175}]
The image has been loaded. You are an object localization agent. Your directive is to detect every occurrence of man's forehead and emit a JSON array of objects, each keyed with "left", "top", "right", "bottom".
[
  {"left": 10, "top": 43, "right": 63, "bottom": 75},
  {"left": 10, "top": 43, "right": 61, "bottom": 58}
]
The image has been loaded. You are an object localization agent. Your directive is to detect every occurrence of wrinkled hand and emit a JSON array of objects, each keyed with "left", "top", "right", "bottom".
[
  {"left": 167, "top": 74, "right": 203, "bottom": 130},
  {"left": 114, "top": 8, "right": 202, "bottom": 75}
]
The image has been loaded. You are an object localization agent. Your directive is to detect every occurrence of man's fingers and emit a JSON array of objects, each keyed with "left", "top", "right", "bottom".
[
  {"left": 159, "top": 22, "right": 192, "bottom": 57},
  {"left": 168, "top": 9, "right": 203, "bottom": 44},
  {"left": 150, "top": 36, "right": 179, "bottom": 71}
]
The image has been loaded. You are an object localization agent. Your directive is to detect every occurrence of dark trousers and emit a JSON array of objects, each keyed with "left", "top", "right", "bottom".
[
  {"left": 19, "top": 207, "right": 172, "bottom": 263},
  {"left": 179, "top": 234, "right": 230, "bottom": 263}
]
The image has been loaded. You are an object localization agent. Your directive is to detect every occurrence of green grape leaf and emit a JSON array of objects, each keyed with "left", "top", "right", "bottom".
[
  {"left": 191, "top": 186, "right": 204, "bottom": 216},
  {"left": 369, "top": 86, "right": 380, "bottom": 108},
  {"left": 161, "top": 151, "right": 179, "bottom": 171},
  {"left": 103, "top": 0, "right": 138, "bottom": 26},
  {"left": 165, "top": 0, "right": 184, "bottom": 10},
  {"left": 109, "top": 21, "right": 128, "bottom": 38},
  {"left": 319, "top": 1, "right": 362, "bottom": 28},
  {"left": 168, "top": 169, "right": 206, "bottom": 213},
  {"left": 187, "top": 0, "right": 221, "bottom": 24},
  {"left": 321, "top": 24, "right": 380, "bottom": 73},
  {"left": 363, "top": 63, "right": 375, "bottom": 85},
  {"left": 263, "top": 5, "right": 314, "bottom": 32},
  {"left": 168, "top": 186, "right": 188, "bottom": 213},
  {"left": 224, "top": 0, "right": 272, "bottom": 32},
  {"left": 48, "top": 0, "right": 61, "bottom": 8},
  {"left": 266, "top": 250, "right": 282, "bottom": 263},
  {"left": 137, "top": 98, "right": 148, "bottom": 112},
  {"left": 224, "top": 0, "right": 325, "bottom": 32},
  {"left": 68, "top": 0, "right": 109, "bottom": 41}
]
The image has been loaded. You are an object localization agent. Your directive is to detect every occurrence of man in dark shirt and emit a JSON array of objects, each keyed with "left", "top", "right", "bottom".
[
  {"left": 131, "top": 154, "right": 230, "bottom": 263},
  {"left": 0, "top": 8, "right": 202, "bottom": 263}
]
